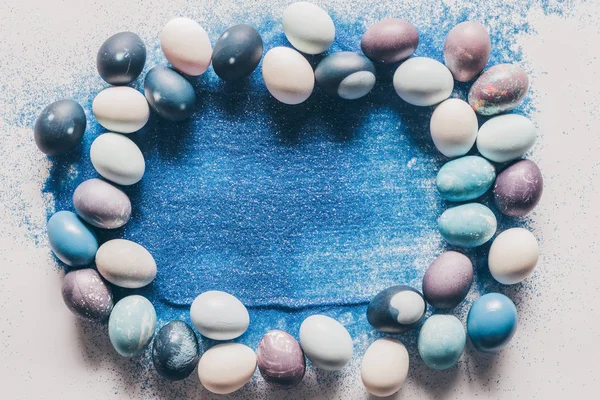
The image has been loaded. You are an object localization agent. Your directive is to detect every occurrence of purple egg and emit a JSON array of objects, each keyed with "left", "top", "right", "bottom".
[
  {"left": 257, "top": 330, "right": 305, "bottom": 389},
  {"left": 468, "top": 64, "right": 529, "bottom": 116},
  {"left": 422, "top": 251, "right": 473, "bottom": 309},
  {"left": 443, "top": 21, "right": 491, "bottom": 82},
  {"left": 361, "top": 19, "right": 419, "bottom": 64},
  {"left": 61, "top": 268, "right": 114, "bottom": 322},
  {"left": 493, "top": 159, "right": 543, "bottom": 217},
  {"left": 73, "top": 178, "right": 132, "bottom": 229}
]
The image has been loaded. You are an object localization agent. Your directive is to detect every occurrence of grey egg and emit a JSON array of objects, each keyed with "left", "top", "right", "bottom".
[
  {"left": 152, "top": 321, "right": 200, "bottom": 381},
  {"left": 34, "top": 99, "right": 86, "bottom": 156},
  {"left": 61, "top": 268, "right": 113, "bottom": 322},
  {"left": 73, "top": 178, "right": 132, "bottom": 229},
  {"left": 493, "top": 159, "right": 543, "bottom": 217},
  {"left": 315, "top": 52, "right": 376, "bottom": 100}
]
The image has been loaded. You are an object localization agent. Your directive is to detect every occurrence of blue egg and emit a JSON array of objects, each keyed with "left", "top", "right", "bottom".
[
  {"left": 315, "top": 52, "right": 376, "bottom": 100},
  {"left": 467, "top": 293, "right": 518, "bottom": 352},
  {"left": 418, "top": 315, "right": 466, "bottom": 370},
  {"left": 436, "top": 156, "right": 496, "bottom": 202},
  {"left": 438, "top": 203, "right": 497, "bottom": 248},
  {"left": 152, "top": 320, "right": 200, "bottom": 380},
  {"left": 367, "top": 285, "right": 427, "bottom": 333},
  {"left": 47, "top": 211, "right": 98, "bottom": 267},
  {"left": 34, "top": 100, "right": 86, "bottom": 156},
  {"left": 144, "top": 66, "right": 196, "bottom": 121},
  {"left": 109, "top": 295, "right": 157, "bottom": 357},
  {"left": 212, "top": 24, "right": 263, "bottom": 81}
]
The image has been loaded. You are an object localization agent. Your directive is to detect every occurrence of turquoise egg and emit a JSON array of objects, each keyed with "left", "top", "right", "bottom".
[
  {"left": 109, "top": 295, "right": 157, "bottom": 357},
  {"left": 467, "top": 293, "right": 518, "bottom": 352},
  {"left": 418, "top": 315, "right": 466, "bottom": 370},
  {"left": 47, "top": 211, "right": 98, "bottom": 267},
  {"left": 436, "top": 156, "right": 496, "bottom": 202},
  {"left": 438, "top": 203, "right": 496, "bottom": 248}
]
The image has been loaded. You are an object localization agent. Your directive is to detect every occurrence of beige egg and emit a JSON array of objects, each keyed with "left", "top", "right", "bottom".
[
  {"left": 489, "top": 228, "right": 539, "bottom": 285},
  {"left": 160, "top": 17, "right": 212, "bottom": 76},
  {"left": 282, "top": 2, "right": 335, "bottom": 54},
  {"left": 430, "top": 98, "right": 478, "bottom": 157},
  {"left": 262, "top": 47, "right": 314, "bottom": 105},
  {"left": 96, "top": 239, "right": 157, "bottom": 289},
  {"left": 361, "top": 338, "right": 409, "bottom": 397},
  {"left": 198, "top": 343, "right": 257, "bottom": 395},
  {"left": 92, "top": 87, "right": 149, "bottom": 133}
]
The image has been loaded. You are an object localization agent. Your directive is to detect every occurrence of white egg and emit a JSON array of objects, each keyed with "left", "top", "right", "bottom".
[
  {"left": 96, "top": 239, "right": 157, "bottom": 289},
  {"left": 190, "top": 291, "right": 250, "bottom": 340},
  {"left": 90, "top": 133, "right": 145, "bottom": 185},
  {"left": 197, "top": 343, "right": 256, "bottom": 395},
  {"left": 361, "top": 338, "right": 409, "bottom": 397},
  {"left": 477, "top": 114, "right": 537, "bottom": 163},
  {"left": 430, "top": 98, "right": 478, "bottom": 157},
  {"left": 488, "top": 228, "right": 539, "bottom": 285},
  {"left": 160, "top": 17, "right": 212, "bottom": 76},
  {"left": 299, "top": 314, "right": 353, "bottom": 371},
  {"left": 393, "top": 57, "right": 454, "bottom": 106},
  {"left": 92, "top": 87, "right": 149, "bottom": 133},
  {"left": 262, "top": 47, "right": 314, "bottom": 105},
  {"left": 282, "top": 2, "right": 335, "bottom": 54}
]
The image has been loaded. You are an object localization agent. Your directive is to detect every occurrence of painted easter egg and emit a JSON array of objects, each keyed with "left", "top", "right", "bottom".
[
  {"left": 144, "top": 66, "right": 196, "bottom": 121},
  {"left": 90, "top": 132, "right": 145, "bottom": 185},
  {"left": 92, "top": 87, "right": 149, "bottom": 133},
  {"left": 96, "top": 32, "right": 146, "bottom": 85},
  {"left": 468, "top": 64, "right": 529, "bottom": 115},
  {"left": 393, "top": 57, "right": 454, "bottom": 106},
  {"left": 436, "top": 156, "right": 496, "bottom": 202},
  {"left": 262, "top": 47, "right": 314, "bottom": 105},
  {"left": 34, "top": 100, "right": 86, "bottom": 156},
  {"left": 160, "top": 17, "right": 212, "bottom": 76},
  {"left": 443, "top": 21, "right": 491, "bottom": 82},
  {"left": 47, "top": 211, "right": 98, "bottom": 267},
  {"left": 61, "top": 268, "right": 113, "bottom": 322},
  {"left": 73, "top": 178, "right": 131, "bottom": 229},
  {"left": 360, "top": 18, "right": 419, "bottom": 64},
  {"left": 282, "top": 2, "right": 335, "bottom": 54},
  {"left": 212, "top": 24, "right": 263, "bottom": 81},
  {"left": 477, "top": 114, "right": 536, "bottom": 163},
  {"left": 190, "top": 291, "right": 250, "bottom": 340},
  {"left": 430, "top": 98, "right": 478, "bottom": 157},
  {"left": 418, "top": 315, "right": 466, "bottom": 370},
  {"left": 197, "top": 343, "right": 257, "bottom": 395},
  {"left": 438, "top": 203, "right": 497, "bottom": 248},
  {"left": 152, "top": 320, "right": 200, "bottom": 381},
  {"left": 361, "top": 338, "right": 409, "bottom": 397},
  {"left": 367, "top": 285, "right": 426, "bottom": 333},
  {"left": 488, "top": 228, "right": 539, "bottom": 285},
  {"left": 108, "top": 295, "right": 157, "bottom": 357},
  {"left": 315, "top": 52, "right": 376, "bottom": 100},
  {"left": 96, "top": 239, "right": 157, "bottom": 289},
  {"left": 299, "top": 314, "right": 353, "bottom": 371},
  {"left": 467, "top": 293, "right": 518, "bottom": 353},
  {"left": 257, "top": 330, "right": 306, "bottom": 389},
  {"left": 422, "top": 251, "right": 473, "bottom": 309},
  {"left": 493, "top": 159, "right": 543, "bottom": 216}
]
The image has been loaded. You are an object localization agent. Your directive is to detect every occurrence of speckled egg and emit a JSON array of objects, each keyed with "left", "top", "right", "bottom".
[
  {"left": 73, "top": 178, "right": 131, "bottom": 229},
  {"left": 422, "top": 251, "right": 473, "bottom": 309},
  {"left": 197, "top": 343, "right": 256, "bottom": 395},
  {"left": 361, "top": 338, "right": 409, "bottom": 397},
  {"left": 97, "top": 32, "right": 146, "bottom": 85},
  {"left": 488, "top": 228, "right": 539, "bottom": 285},
  {"left": 430, "top": 98, "right": 478, "bottom": 157},
  {"left": 92, "top": 87, "right": 149, "bottom": 133},
  {"left": 34, "top": 100, "right": 86, "bottom": 156},
  {"left": 190, "top": 291, "right": 250, "bottom": 340},
  {"left": 262, "top": 47, "right": 314, "bottom": 105},
  {"left": 315, "top": 52, "right": 376, "bottom": 100},
  {"left": 393, "top": 57, "right": 454, "bottom": 106},
  {"left": 47, "top": 211, "right": 98, "bottom": 267},
  {"left": 438, "top": 203, "right": 497, "bottom": 248},
  {"left": 152, "top": 320, "right": 200, "bottom": 381},
  {"left": 467, "top": 293, "right": 518, "bottom": 353},
  {"left": 299, "top": 314, "right": 353, "bottom": 371},
  {"left": 212, "top": 24, "right": 263, "bottom": 81},
  {"left": 61, "top": 268, "right": 113, "bottom": 322},
  {"left": 282, "top": 2, "right": 335, "bottom": 55},
  {"left": 108, "top": 295, "right": 156, "bottom": 357},
  {"left": 257, "top": 330, "right": 305, "bottom": 389},
  {"left": 360, "top": 18, "right": 419, "bottom": 64},
  {"left": 418, "top": 315, "right": 466, "bottom": 370},
  {"left": 96, "top": 239, "right": 157, "bottom": 289},
  {"left": 436, "top": 156, "right": 496, "bottom": 202},
  {"left": 367, "top": 285, "right": 427, "bottom": 333},
  {"left": 90, "top": 132, "right": 145, "bottom": 185},
  {"left": 468, "top": 64, "right": 529, "bottom": 116},
  {"left": 443, "top": 21, "right": 491, "bottom": 82},
  {"left": 160, "top": 17, "right": 212, "bottom": 76},
  {"left": 493, "top": 159, "right": 543, "bottom": 216},
  {"left": 477, "top": 114, "right": 537, "bottom": 163},
  {"left": 144, "top": 66, "right": 196, "bottom": 121}
]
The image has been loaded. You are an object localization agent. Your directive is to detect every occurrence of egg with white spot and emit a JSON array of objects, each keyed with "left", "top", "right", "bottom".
[
  {"left": 212, "top": 24, "right": 263, "bottom": 81},
  {"left": 315, "top": 52, "right": 376, "bottom": 100},
  {"left": 367, "top": 285, "right": 427, "bottom": 333}
]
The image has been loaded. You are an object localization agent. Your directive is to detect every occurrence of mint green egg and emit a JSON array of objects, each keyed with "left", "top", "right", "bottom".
[
  {"left": 436, "top": 156, "right": 496, "bottom": 202},
  {"left": 108, "top": 295, "right": 156, "bottom": 357},
  {"left": 418, "top": 315, "right": 466, "bottom": 370},
  {"left": 438, "top": 203, "right": 497, "bottom": 248}
]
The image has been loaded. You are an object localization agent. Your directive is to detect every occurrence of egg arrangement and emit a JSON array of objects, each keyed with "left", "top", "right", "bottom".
[{"left": 34, "top": 2, "right": 544, "bottom": 397}]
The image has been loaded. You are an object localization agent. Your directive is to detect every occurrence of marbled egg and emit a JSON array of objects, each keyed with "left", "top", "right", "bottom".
[
  {"left": 212, "top": 24, "right": 263, "bottom": 81},
  {"left": 315, "top": 52, "right": 376, "bottom": 100},
  {"left": 61, "top": 268, "right": 113, "bottom": 322},
  {"left": 34, "top": 100, "right": 86, "bottom": 156},
  {"left": 393, "top": 57, "right": 454, "bottom": 106},
  {"left": 257, "top": 330, "right": 305, "bottom": 389},
  {"left": 47, "top": 211, "right": 98, "bottom": 267},
  {"left": 467, "top": 293, "right": 518, "bottom": 352},
  {"left": 361, "top": 338, "right": 409, "bottom": 397},
  {"left": 90, "top": 132, "right": 145, "bottom": 185},
  {"left": 190, "top": 291, "right": 249, "bottom": 340},
  {"left": 443, "top": 21, "right": 491, "bottom": 82},
  {"left": 97, "top": 32, "right": 146, "bottom": 85},
  {"left": 477, "top": 114, "right": 536, "bottom": 163},
  {"left": 108, "top": 295, "right": 156, "bottom": 357},
  {"left": 96, "top": 239, "right": 156, "bottom": 288},
  {"left": 468, "top": 64, "right": 529, "bottom": 116},
  {"left": 92, "top": 87, "right": 149, "bottom": 133},
  {"left": 360, "top": 18, "right": 419, "bottom": 64},
  {"left": 494, "top": 159, "right": 543, "bottom": 216},
  {"left": 438, "top": 203, "right": 497, "bottom": 248},
  {"left": 262, "top": 47, "right": 314, "bottom": 105},
  {"left": 73, "top": 178, "right": 131, "bottom": 229},
  {"left": 160, "top": 17, "right": 212, "bottom": 76},
  {"left": 152, "top": 320, "right": 200, "bottom": 381},
  {"left": 144, "top": 66, "right": 196, "bottom": 121},
  {"left": 282, "top": 2, "right": 335, "bottom": 54},
  {"left": 367, "top": 285, "right": 426, "bottom": 333},
  {"left": 418, "top": 315, "right": 466, "bottom": 370},
  {"left": 422, "top": 251, "right": 473, "bottom": 309},
  {"left": 488, "top": 228, "right": 539, "bottom": 285},
  {"left": 436, "top": 156, "right": 496, "bottom": 202},
  {"left": 299, "top": 314, "right": 353, "bottom": 371},
  {"left": 197, "top": 343, "right": 256, "bottom": 395},
  {"left": 430, "top": 99, "right": 478, "bottom": 157}
]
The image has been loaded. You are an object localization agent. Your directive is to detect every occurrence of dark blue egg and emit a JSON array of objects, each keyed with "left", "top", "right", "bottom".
[
  {"left": 34, "top": 100, "right": 86, "bottom": 156},
  {"left": 152, "top": 320, "right": 200, "bottom": 380},
  {"left": 97, "top": 32, "right": 146, "bottom": 85},
  {"left": 212, "top": 24, "right": 263, "bottom": 81},
  {"left": 315, "top": 52, "right": 376, "bottom": 100},
  {"left": 144, "top": 66, "right": 196, "bottom": 121},
  {"left": 367, "top": 285, "right": 427, "bottom": 333},
  {"left": 467, "top": 293, "right": 518, "bottom": 353}
]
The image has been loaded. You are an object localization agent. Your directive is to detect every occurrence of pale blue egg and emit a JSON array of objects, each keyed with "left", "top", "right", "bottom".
[
  {"left": 438, "top": 203, "right": 496, "bottom": 248},
  {"left": 436, "top": 156, "right": 496, "bottom": 202},
  {"left": 418, "top": 315, "right": 466, "bottom": 370},
  {"left": 108, "top": 295, "right": 156, "bottom": 357}
]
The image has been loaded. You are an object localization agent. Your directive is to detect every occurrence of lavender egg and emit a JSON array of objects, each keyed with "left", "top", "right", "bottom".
[
  {"left": 73, "top": 178, "right": 132, "bottom": 229},
  {"left": 494, "top": 159, "right": 543, "bottom": 217},
  {"left": 361, "top": 18, "right": 419, "bottom": 64},
  {"left": 257, "top": 330, "right": 306, "bottom": 389},
  {"left": 61, "top": 268, "right": 113, "bottom": 322},
  {"left": 468, "top": 64, "right": 529, "bottom": 116},
  {"left": 422, "top": 251, "right": 473, "bottom": 309},
  {"left": 443, "top": 21, "right": 491, "bottom": 82}
]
